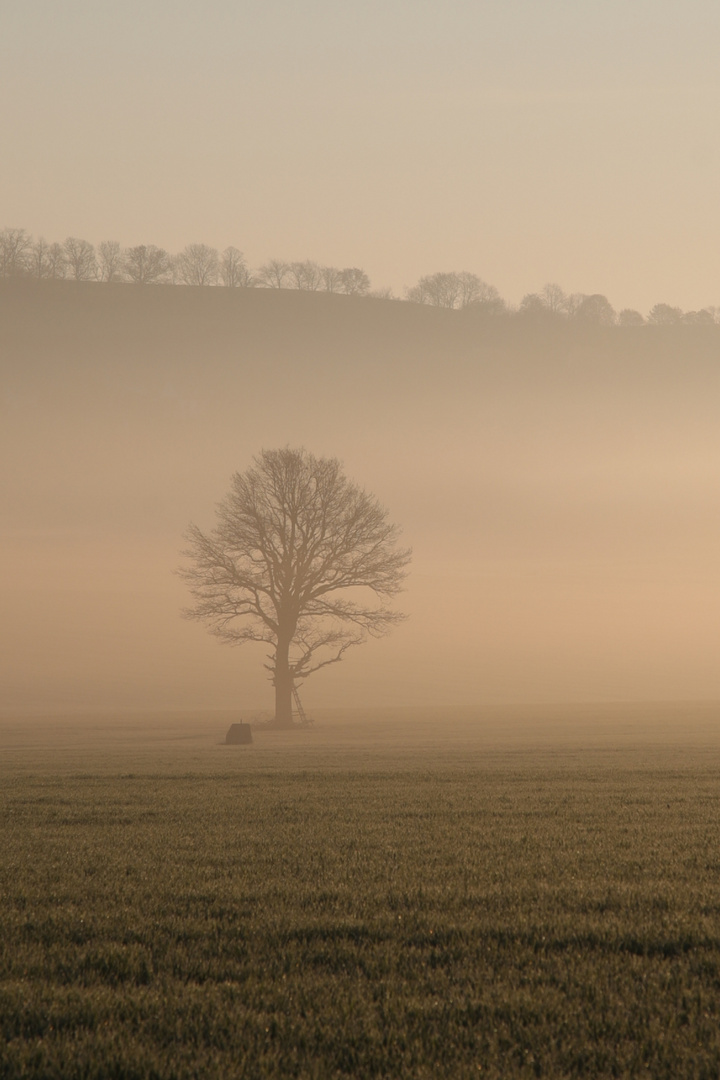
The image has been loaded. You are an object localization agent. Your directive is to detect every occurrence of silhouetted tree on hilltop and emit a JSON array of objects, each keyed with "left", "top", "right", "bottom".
[
  {"left": 617, "top": 308, "right": 646, "bottom": 325},
  {"left": 407, "top": 271, "right": 502, "bottom": 311},
  {"left": 63, "top": 237, "right": 97, "bottom": 281},
  {"left": 338, "top": 267, "right": 371, "bottom": 295},
  {"left": 648, "top": 303, "right": 684, "bottom": 325},
  {"left": 176, "top": 244, "right": 220, "bottom": 286},
  {"left": 98, "top": 241, "right": 124, "bottom": 283},
  {"left": 220, "top": 247, "right": 254, "bottom": 287},
  {"left": 0, "top": 228, "right": 32, "bottom": 277},
  {"left": 123, "top": 245, "right": 171, "bottom": 285},
  {"left": 257, "top": 259, "right": 291, "bottom": 288}
]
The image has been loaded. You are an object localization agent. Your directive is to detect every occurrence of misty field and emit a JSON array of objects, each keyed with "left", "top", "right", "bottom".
[{"left": 2, "top": 708, "right": 720, "bottom": 1078}]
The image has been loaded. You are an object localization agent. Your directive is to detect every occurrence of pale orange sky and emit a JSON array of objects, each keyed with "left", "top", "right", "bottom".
[{"left": 2, "top": 0, "right": 719, "bottom": 312}]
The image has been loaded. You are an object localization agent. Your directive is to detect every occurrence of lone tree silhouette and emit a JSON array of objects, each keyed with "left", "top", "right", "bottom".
[{"left": 179, "top": 448, "right": 411, "bottom": 727}]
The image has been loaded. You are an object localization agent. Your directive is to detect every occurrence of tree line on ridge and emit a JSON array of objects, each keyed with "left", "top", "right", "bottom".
[{"left": 1, "top": 225, "right": 717, "bottom": 327}]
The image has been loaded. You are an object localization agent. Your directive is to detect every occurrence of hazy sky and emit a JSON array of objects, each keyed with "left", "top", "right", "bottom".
[{"left": 2, "top": 0, "right": 719, "bottom": 312}]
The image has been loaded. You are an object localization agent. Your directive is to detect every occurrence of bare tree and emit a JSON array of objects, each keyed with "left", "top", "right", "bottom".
[
  {"left": 288, "top": 260, "right": 323, "bottom": 291},
  {"left": 648, "top": 303, "right": 683, "bottom": 325},
  {"left": 321, "top": 265, "right": 342, "bottom": 292},
  {"left": 179, "top": 448, "right": 411, "bottom": 728},
  {"left": 682, "top": 309, "right": 715, "bottom": 325},
  {"left": 519, "top": 289, "right": 567, "bottom": 319},
  {"left": 563, "top": 293, "right": 585, "bottom": 318},
  {"left": 458, "top": 273, "right": 504, "bottom": 311},
  {"left": 518, "top": 292, "right": 546, "bottom": 315},
  {"left": 97, "top": 241, "right": 125, "bottom": 283},
  {"left": 257, "top": 259, "right": 290, "bottom": 288},
  {"left": 407, "top": 272, "right": 460, "bottom": 308},
  {"left": 46, "top": 243, "right": 67, "bottom": 279},
  {"left": 29, "top": 237, "right": 53, "bottom": 279},
  {"left": 123, "top": 244, "right": 171, "bottom": 285},
  {"left": 338, "top": 267, "right": 371, "bottom": 296},
  {"left": 617, "top": 308, "right": 645, "bottom": 326},
  {"left": 220, "top": 247, "right": 254, "bottom": 287},
  {"left": 571, "top": 294, "right": 616, "bottom": 325},
  {"left": 406, "top": 280, "right": 429, "bottom": 305},
  {"left": 176, "top": 243, "right": 220, "bottom": 286},
  {"left": 0, "top": 227, "right": 33, "bottom": 276},
  {"left": 63, "top": 237, "right": 97, "bottom": 281},
  {"left": 406, "top": 271, "right": 499, "bottom": 309},
  {"left": 540, "top": 282, "right": 567, "bottom": 314},
  {"left": 432, "top": 273, "right": 461, "bottom": 307},
  {"left": 520, "top": 286, "right": 611, "bottom": 322},
  {"left": 456, "top": 272, "right": 483, "bottom": 308}
]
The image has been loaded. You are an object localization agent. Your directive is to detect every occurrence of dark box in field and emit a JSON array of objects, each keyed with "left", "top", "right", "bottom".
[{"left": 225, "top": 722, "right": 253, "bottom": 744}]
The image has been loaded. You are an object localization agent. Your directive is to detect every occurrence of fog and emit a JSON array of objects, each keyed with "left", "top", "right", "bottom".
[
  {"left": 2, "top": 282, "right": 719, "bottom": 714},
  {"left": 3, "top": 1, "right": 720, "bottom": 717}
]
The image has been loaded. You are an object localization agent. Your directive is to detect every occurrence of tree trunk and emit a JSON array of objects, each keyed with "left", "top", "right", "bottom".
[{"left": 273, "top": 632, "right": 294, "bottom": 728}]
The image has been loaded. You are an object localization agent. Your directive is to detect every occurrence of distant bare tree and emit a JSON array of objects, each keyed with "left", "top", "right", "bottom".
[
  {"left": 338, "top": 267, "right": 371, "bottom": 296},
  {"left": 0, "top": 227, "right": 33, "bottom": 277},
  {"left": 617, "top": 308, "right": 646, "bottom": 325},
  {"left": 123, "top": 245, "right": 171, "bottom": 285},
  {"left": 408, "top": 271, "right": 499, "bottom": 309},
  {"left": 220, "top": 247, "right": 254, "bottom": 287},
  {"left": 179, "top": 448, "right": 411, "bottom": 728},
  {"left": 257, "top": 259, "right": 290, "bottom": 288},
  {"left": 411, "top": 272, "right": 460, "bottom": 308},
  {"left": 45, "top": 243, "right": 67, "bottom": 279},
  {"left": 519, "top": 286, "right": 570, "bottom": 319},
  {"left": 405, "top": 280, "right": 426, "bottom": 304},
  {"left": 571, "top": 294, "right": 616, "bottom": 325},
  {"left": 97, "top": 241, "right": 125, "bottom": 283},
  {"left": 63, "top": 237, "right": 97, "bottom": 281},
  {"left": 563, "top": 293, "right": 584, "bottom": 318},
  {"left": 29, "top": 237, "right": 54, "bottom": 279},
  {"left": 459, "top": 273, "right": 504, "bottom": 312},
  {"left": 456, "top": 272, "right": 483, "bottom": 308},
  {"left": 176, "top": 243, "right": 220, "bottom": 286},
  {"left": 406, "top": 276, "right": 431, "bottom": 305},
  {"left": 166, "top": 254, "right": 180, "bottom": 285},
  {"left": 540, "top": 282, "right": 567, "bottom": 313},
  {"left": 682, "top": 309, "right": 715, "bottom": 325},
  {"left": 436, "top": 273, "right": 461, "bottom": 307},
  {"left": 369, "top": 286, "right": 395, "bottom": 300},
  {"left": 321, "top": 265, "right": 342, "bottom": 292},
  {"left": 648, "top": 303, "right": 683, "bottom": 325},
  {"left": 518, "top": 292, "right": 547, "bottom": 315},
  {"left": 288, "top": 260, "right": 323, "bottom": 291}
]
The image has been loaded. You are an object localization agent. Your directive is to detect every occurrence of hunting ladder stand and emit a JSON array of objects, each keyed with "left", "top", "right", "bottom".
[{"left": 291, "top": 681, "right": 313, "bottom": 726}]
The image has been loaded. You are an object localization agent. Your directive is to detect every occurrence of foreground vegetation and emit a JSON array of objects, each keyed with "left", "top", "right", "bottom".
[{"left": 2, "top": 714, "right": 720, "bottom": 1078}]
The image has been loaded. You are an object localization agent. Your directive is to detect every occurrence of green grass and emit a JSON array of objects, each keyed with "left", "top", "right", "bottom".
[{"left": 2, "top": 710, "right": 720, "bottom": 1077}]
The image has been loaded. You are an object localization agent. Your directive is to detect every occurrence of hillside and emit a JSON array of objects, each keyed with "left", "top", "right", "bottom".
[{"left": 2, "top": 278, "right": 720, "bottom": 713}]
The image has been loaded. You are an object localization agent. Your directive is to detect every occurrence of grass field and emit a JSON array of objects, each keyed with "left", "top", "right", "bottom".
[{"left": 2, "top": 705, "right": 720, "bottom": 1078}]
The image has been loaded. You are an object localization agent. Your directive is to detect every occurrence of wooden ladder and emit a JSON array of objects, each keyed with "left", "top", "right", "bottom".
[{"left": 291, "top": 683, "right": 312, "bottom": 726}]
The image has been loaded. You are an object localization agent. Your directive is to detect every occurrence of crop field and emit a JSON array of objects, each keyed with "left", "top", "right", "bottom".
[{"left": 2, "top": 705, "right": 720, "bottom": 1078}]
